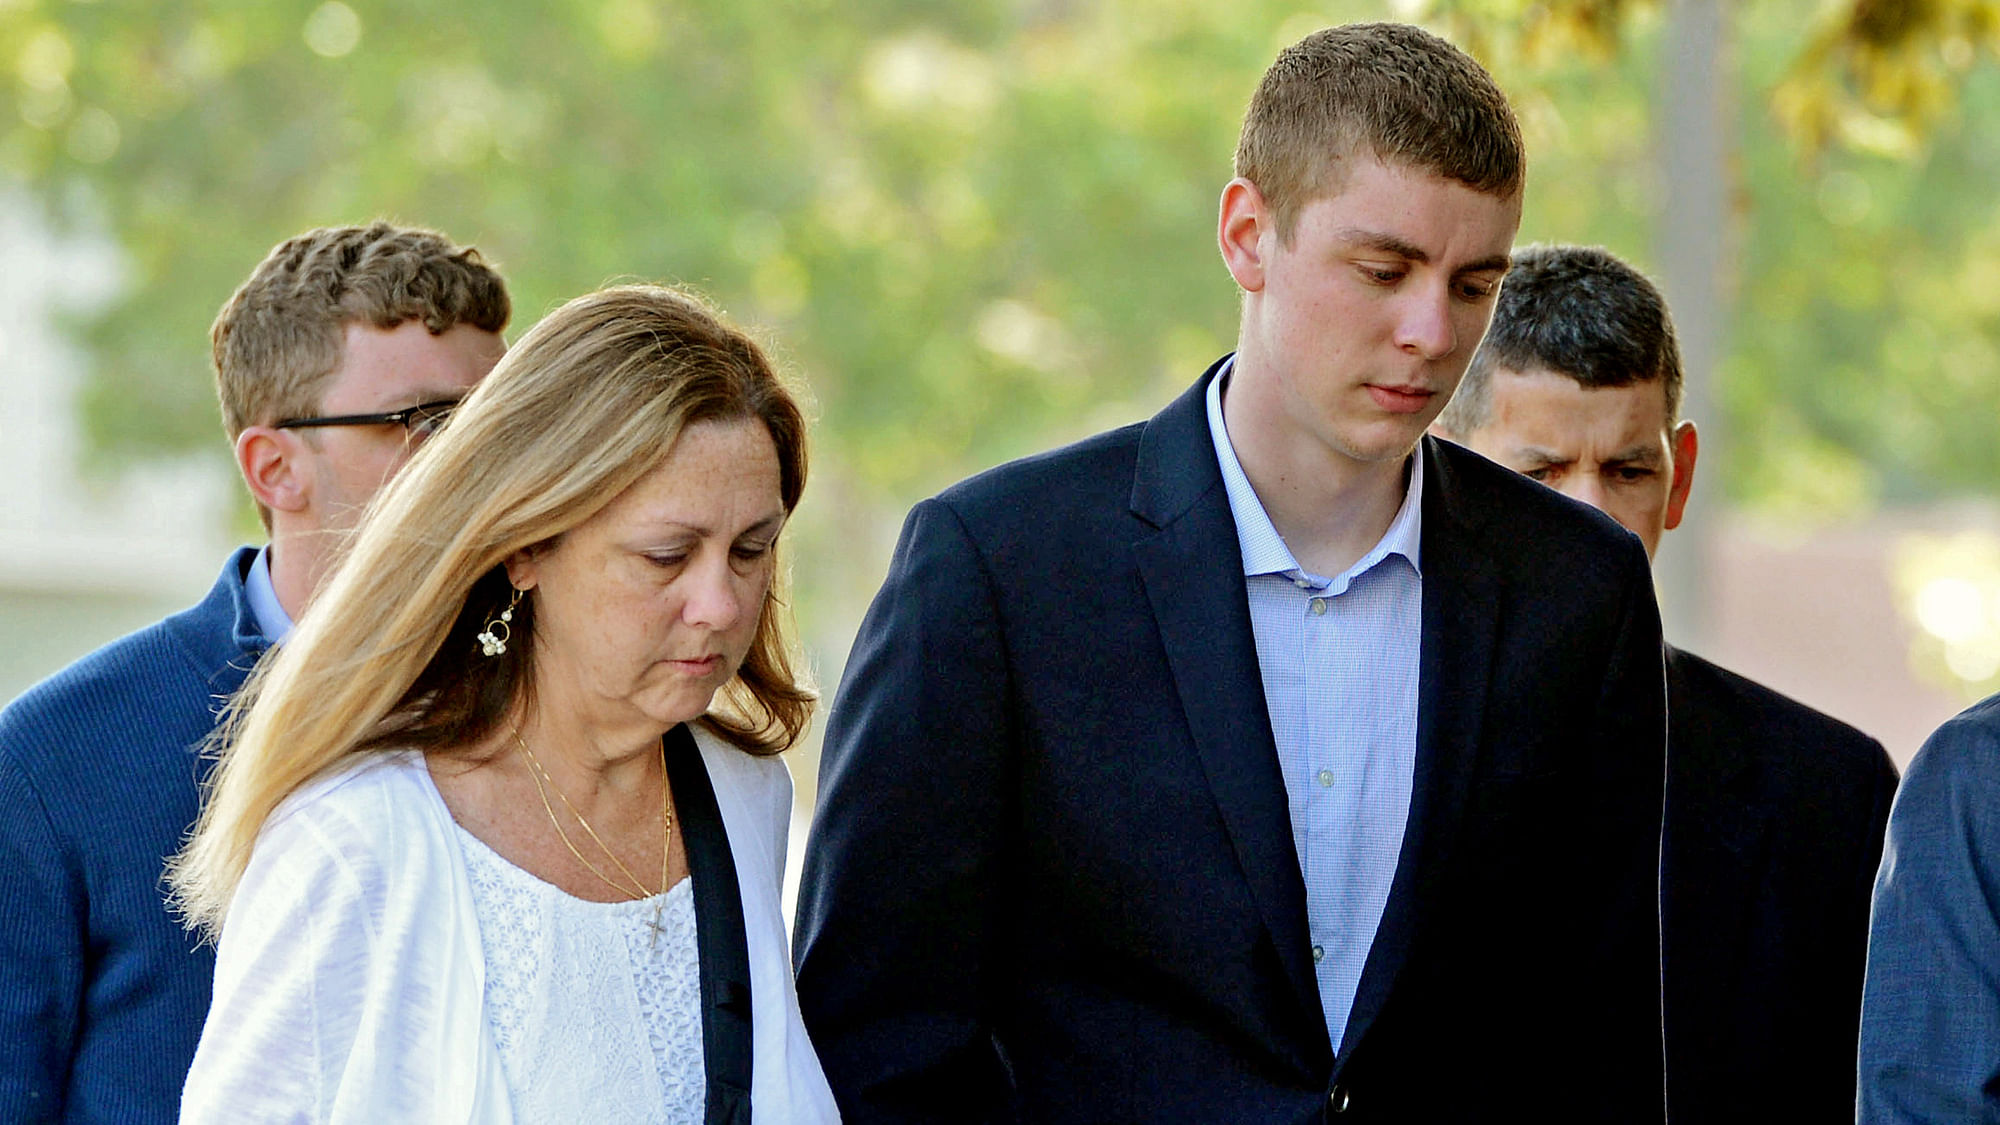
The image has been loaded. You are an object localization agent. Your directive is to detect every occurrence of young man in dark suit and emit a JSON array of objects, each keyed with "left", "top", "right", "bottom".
[
  {"left": 1434, "top": 243, "right": 1898, "bottom": 1123},
  {"left": 796, "top": 24, "right": 1669, "bottom": 1123},
  {"left": 0, "top": 223, "right": 508, "bottom": 1122}
]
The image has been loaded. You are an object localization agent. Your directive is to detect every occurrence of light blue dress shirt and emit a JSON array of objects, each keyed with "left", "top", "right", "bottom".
[
  {"left": 1205, "top": 364, "right": 1423, "bottom": 1055},
  {"left": 245, "top": 546, "right": 296, "bottom": 644}
]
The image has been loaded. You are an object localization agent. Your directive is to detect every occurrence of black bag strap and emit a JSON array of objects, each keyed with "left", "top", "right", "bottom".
[{"left": 663, "top": 723, "right": 754, "bottom": 1125}]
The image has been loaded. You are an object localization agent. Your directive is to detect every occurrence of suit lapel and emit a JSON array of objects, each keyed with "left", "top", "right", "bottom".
[
  {"left": 1339, "top": 437, "right": 1502, "bottom": 1059},
  {"left": 1130, "top": 361, "right": 1322, "bottom": 1025}
]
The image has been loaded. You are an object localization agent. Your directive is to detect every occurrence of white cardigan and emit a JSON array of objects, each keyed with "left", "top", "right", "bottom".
[{"left": 181, "top": 729, "right": 839, "bottom": 1124}]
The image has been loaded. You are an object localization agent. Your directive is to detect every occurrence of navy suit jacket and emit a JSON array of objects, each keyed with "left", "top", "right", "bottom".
[
  {"left": 1661, "top": 647, "right": 1896, "bottom": 1123},
  {"left": 0, "top": 548, "right": 269, "bottom": 1123},
  {"left": 795, "top": 363, "right": 1668, "bottom": 1123}
]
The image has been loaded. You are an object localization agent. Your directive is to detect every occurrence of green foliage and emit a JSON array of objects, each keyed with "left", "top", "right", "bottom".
[
  {"left": 1776, "top": 0, "right": 2000, "bottom": 156},
  {"left": 5, "top": 0, "right": 2000, "bottom": 532},
  {"left": 0, "top": 0, "right": 1322, "bottom": 504},
  {"left": 1731, "top": 1, "right": 2000, "bottom": 510},
  {"left": 1434, "top": 0, "right": 2000, "bottom": 514},
  {"left": 1433, "top": 0, "right": 2000, "bottom": 156}
]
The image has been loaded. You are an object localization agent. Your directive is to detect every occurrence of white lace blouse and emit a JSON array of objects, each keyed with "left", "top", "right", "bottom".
[
  {"left": 181, "top": 731, "right": 840, "bottom": 1125},
  {"left": 456, "top": 825, "right": 706, "bottom": 1122}
]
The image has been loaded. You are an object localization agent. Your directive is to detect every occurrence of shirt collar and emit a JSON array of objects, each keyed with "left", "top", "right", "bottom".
[
  {"left": 246, "top": 545, "right": 296, "bottom": 643},
  {"left": 1205, "top": 357, "right": 1424, "bottom": 586}
]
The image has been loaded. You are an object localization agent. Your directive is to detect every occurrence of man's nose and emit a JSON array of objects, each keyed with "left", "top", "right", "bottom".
[
  {"left": 1395, "top": 290, "right": 1456, "bottom": 360},
  {"left": 1564, "top": 473, "right": 1609, "bottom": 515}
]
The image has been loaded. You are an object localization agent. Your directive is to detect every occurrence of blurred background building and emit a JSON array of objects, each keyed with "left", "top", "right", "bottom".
[{"left": 0, "top": 193, "right": 232, "bottom": 698}]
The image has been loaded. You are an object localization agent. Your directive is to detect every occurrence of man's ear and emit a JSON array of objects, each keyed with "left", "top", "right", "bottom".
[
  {"left": 234, "top": 426, "right": 312, "bottom": 516},
  {"left": 1663, "top": 420, "right": 1698, "bottom": 531},
  {"left": 1218, "top": 177, "right": 1274, "bottom": 294}
]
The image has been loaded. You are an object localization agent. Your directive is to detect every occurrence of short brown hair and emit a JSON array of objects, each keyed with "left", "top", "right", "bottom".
[
  {"left": 1440, "top": 244, "right": 1682, "bottom": 437},
  {"left": 1233, "top": 22, "right": 1525, "bottom": 243},
  {"left": 211, "top": 221, "right": 511, "bottom": 439}
]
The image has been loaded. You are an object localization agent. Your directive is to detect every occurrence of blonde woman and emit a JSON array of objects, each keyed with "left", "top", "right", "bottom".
[{"left": 172, "top": 285, "right": 839, "bottom": 1124}]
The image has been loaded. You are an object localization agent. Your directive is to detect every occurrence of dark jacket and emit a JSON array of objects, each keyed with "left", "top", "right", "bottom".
[
  {"left": 1660, "top": 647, "right": 1895, "bottom": 1122},
  {"left": 795, "top": 362, "right": 1668, "bottom": 1123}
]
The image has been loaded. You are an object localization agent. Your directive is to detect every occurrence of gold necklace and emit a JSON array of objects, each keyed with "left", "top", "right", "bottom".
[{"left": 512, "top": 726, "right": 675, "bottom": 945}]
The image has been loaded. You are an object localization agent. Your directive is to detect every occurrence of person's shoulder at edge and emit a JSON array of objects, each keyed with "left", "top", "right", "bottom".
[
  {"left": 0, "top": 614, "right": 200, "bottom": 738},
  {"left": 1855, "top": 694, "right": 2000, "bottom": 1125},
  {"left": 1666, "top": 645, "right": 1895, "bottom": 776},
  {"left": 246, "top": 749, "right": 439, "bottom": 876},
  {"left": 0, "top": 547, "right": 262, "bottom": 771},
  {"left": 934, "top": 417, "right": 1150, "bottom": 524},
  {"left": 1900, "top": 692, "right": 2000, "bottom": 801},
  {"left": 918, "top": 400, "right": 1658, "bottom": 589}
]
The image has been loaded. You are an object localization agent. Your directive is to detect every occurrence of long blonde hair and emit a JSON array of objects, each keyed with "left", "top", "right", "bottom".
[{"left": 171, "top": 283, "right": 813, "bottom": 936}]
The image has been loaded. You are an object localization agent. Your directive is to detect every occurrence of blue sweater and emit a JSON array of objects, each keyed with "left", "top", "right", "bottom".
[{"left": 0, "top": 548, "right": 270, "bottom": 1123}]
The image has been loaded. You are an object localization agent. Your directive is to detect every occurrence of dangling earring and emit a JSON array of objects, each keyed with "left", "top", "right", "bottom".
[{"left": 478, "top": 587, "right": 522, "bottom": 657}]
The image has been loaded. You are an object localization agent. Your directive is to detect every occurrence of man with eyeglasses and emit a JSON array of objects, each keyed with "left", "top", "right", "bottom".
[{"left": 0, "top": 222, "right": 508, "bottom": 1122}]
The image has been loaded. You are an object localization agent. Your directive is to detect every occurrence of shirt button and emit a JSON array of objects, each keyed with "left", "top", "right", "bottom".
[
  {"left": 1309, "top": 597, "right": 1327, "bottom": 615},
  {"left": 1317, "top": 768, "right": 1334, "bottom": 788},
  {"left": 1312, "top": 944, "right": 1324, "bottom": 963}
]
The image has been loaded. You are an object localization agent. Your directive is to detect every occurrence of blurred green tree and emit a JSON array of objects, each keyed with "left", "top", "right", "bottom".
[
  {"left": 5, "top": 0, "right": 2000, "bottom": 569},
  {"left": 1432, "top": 0, "right": 2000, "bottom": 521},
  {"left": 1, "top": 0, "right": 1259, "bottom": 504}
]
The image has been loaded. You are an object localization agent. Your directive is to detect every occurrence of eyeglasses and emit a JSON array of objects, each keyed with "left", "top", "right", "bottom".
[{"left": 274, "top": 399, "right": 462, "bottom": 439}]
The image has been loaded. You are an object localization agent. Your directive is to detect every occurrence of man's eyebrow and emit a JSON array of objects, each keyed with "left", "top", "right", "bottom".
[
  {"left": 1511, "top": 446, "right": 1569, "bottom": 466},
  {"left": 1336, "top": 229, "right": 1429, "bottom": 263},
  {"left": 1332, "top": 229, "right": 1511, "bottom": 276},
  {"left": 1604, "top": 444, "right": 1666, "bottom": 467}
]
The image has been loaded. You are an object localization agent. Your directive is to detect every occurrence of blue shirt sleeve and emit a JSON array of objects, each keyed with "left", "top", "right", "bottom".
[
  {"left": 0, "top": 750, "right": 83, "bottom": 1122},
  {"left": 1860, "top": 698, "right": 2000, "bottom": 1123}
]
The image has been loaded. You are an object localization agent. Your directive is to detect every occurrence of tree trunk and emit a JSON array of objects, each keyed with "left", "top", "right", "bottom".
[{"left": 1653, "top": 0, "right": 1734, "bottom": 651}]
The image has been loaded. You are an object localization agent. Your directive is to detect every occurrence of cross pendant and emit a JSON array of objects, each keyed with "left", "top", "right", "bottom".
[{"left": 647, "top": 906, "right": 669, "bottom": 949}]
